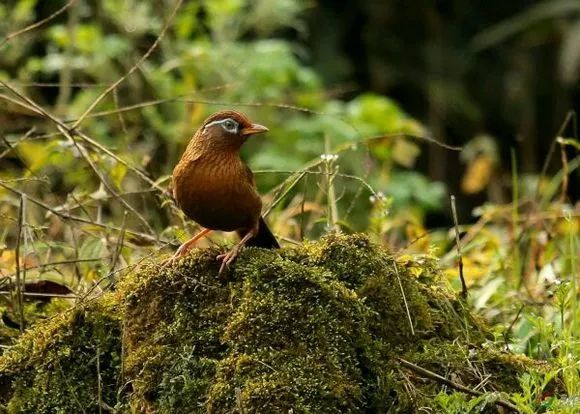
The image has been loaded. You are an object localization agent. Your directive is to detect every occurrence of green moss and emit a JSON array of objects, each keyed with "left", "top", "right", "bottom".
[
  {"left": 0, "top": 234, "right": 558, "bottom": 413},
  {"left": 207, "top": 249, "right": 369, "bottom": 412},
  {"left": 0, "top": 298, "right": 122, "bottom": 413},
  {"left": 0, "top": 298, "right": 74, "bottom": 346}
]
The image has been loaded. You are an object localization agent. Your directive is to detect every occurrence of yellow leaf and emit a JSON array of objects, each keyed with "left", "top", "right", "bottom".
[
  {"left": 461, "top": 155, "right": 494, "bottom": 194},
  {"left": 110, "top": 162, "right": 127, "bottom": 188},
  {"left": 392, "top": 138, "right": 420, "bottom": 168}
]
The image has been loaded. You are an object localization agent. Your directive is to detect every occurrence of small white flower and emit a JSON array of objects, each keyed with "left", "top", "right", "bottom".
[
  {"left": 370, "top": 191, "right": 385, "bottom": 203},
  {"left": 320, "top": 153, "right": 339, "bottom": 162}
]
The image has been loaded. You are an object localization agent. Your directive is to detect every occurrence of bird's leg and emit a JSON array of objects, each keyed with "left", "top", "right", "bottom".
[
  {"left": 166, "top": 228, "right": 212, "bottom": 264},
  {"left": 217, "top": 226, "right": 258, "bottom": 275}
]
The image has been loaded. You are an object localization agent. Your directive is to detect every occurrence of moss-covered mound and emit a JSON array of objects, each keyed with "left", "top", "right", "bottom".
[{"left": 0, "top": 234, "right": 551, "bottom": 413}]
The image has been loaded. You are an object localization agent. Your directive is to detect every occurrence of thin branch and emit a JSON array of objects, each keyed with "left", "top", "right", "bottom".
[
  {"left": 55, "top": 0, "right": 79, "bottom": 113},
  {"left": 1, "top": 257, "right": 106, "bottom": 279},
  {"left": 503, "top": 304, "right": 525, "bottom": 352},
  {"left": 363, "top": 132, "right": 463, "bottom": 152},
  {"left": 70, "top": 0, "right": 184, "bottom": 129},
  {"left": 56, "top": 361, "right": 87, "bottom": 414},
  {"left": 14, "top": 195, "right": 26, "bottom": 333},
  {"left": 0, "top": 291, "right": 78, "bottom": 299},
  {"left": 0, "top": 64, "right": 166, "bottom": 196},
  {"left": 57, "top": 125, "right": 156, "bottom": 235},
  {"left": 558, "top": 137, "right": 570, "bottom": 203},
  {"left": 450, "top": 195, "right": 468, "bottom": 298},
  {"left": 8, "top": 81, "right": 107, "bottom": 88},
  {"left": 235, "top": 388, "right": 246, "bottom": 414},
  {"left": 112, "top": 87, "right": 129, "bottom": 137},
  {"left": 0, "top": 0, "right": 77, "bottom": 49},
  {"left": 109, "top": 212, "right": 127, "bottom": 274},
  {"left": 393, "top": 262, "right": 415, "bottom": 336},
  {"left": 97, "top": 346, "right": 103, "bottom": 414},
  {"left": 397, "top": 358, "right": 520, "bottom": 413},
  {"left": 0, "top": 128, "right": 36, "bottom": 160},
  {"left": 263, "top": 171, "right": 307, "bottom": 217},
  {"left": 255, "top": 169, "right": 379, "bottom": 198},
  {"left": 0, "top": 81, "right": 71, "bottom": 128},
  {"left": 75, "top": 129, "right": 165, "bottom": 192},
  {"left": 63, "top": 87, "right": 236, "bottom": 122},
  {"left": 299, "top": 174, "right": 308, "bottom": 242},
  {"left": 0, "top": 181, "right": 171, "bottom": 246},
  {"left": 536, "top": 110, "right": 577, "bottom": 199}
]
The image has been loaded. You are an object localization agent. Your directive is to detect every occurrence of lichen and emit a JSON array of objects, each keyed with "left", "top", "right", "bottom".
[{"left": 0, "top": 233, "right": 558, "bottom": 413}]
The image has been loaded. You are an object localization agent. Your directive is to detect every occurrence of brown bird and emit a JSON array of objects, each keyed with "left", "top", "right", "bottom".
[{"left": 169, "top": 110, "right": 279, "bottom": 272}]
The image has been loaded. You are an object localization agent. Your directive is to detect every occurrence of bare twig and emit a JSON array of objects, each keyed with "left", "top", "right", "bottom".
[
  {"left": 112, "top": 87, "right": 129, "bottom": 137},
  {"left": 73, "top": 96, "right": 461, "bottom": 153},
  {"left": 70, "top": 0, "right": 184, "bottom": 129},
  {"left": 1, "top": 257, "right": 107, "bottom": 279},
  {"left": 400, "top": 232, "right": 430, "bottom": 252},
  {"left": 14, "top": 195, "right": 26, "bottom": 332},
  {"left": 0, "top": 128, "right": 36, "bottom": 160},
  {"left": 0, "top": 0, "right": 78, "bottom": 49},
  {"left": 558, "top": 137, "right": 570, "bottom": 203},
  {"left": 55, "top": 0, "right": 78, "bottom": 113},
  {"left": 57, "top": 125, "right": 156, "bottom": 235},
  {"left": 397, "top": 358, "right": 520, "bottom": 413},
  {"left": 56, "top": 361, "right": 87, "bottom": 414},
  {"left": 503, "top": 304, "right": 525, "bottom": 352},
  {"left": 450, "top": 195, "right": 468, "bottom": 298},
  {"left": 8, "top": 81, "right": 107, "bottom": 88},
  {"left": 54, "top": 189, "right": 157, "bottom": 212},
  {"left": 255, "top": 170, "right": 379, "bottom": 199},
  {"left": 0, "top": 291, "right": 77, "bottom": 299},
  {"left": 235, "top": 388, "right": 246, "bottom": 414},
  {"left": 393, "top": 262, "right": 415, "bottom": 335},
  {"left": 0, "top": 182, "right": 171, "bottom": 246},
  {"left": 536, "top": 110, "right": 577, "bottom": 199},
  {"left": 363, "top": 133, "right": 463, "bottom": 152},
  {"left": 0, "top": 65, "right": 166, "bottom": 196},
  {"left": 299, "top": 175, "right": 308, "bottom": 241},
  {"left": 263, "top": 171, "right": 307, "bottom": 217},
  {"left": 97, "top": 346, "right": 103, "bottom": 414},
  {"left": 75, "top": 129, "right": 164, "bottom": 192},
  {"left": 0, "top": 81, "right": 67, "bottom": 126},
  {"left": 110, "top": 212, "right": 127, "bottom": 274}
]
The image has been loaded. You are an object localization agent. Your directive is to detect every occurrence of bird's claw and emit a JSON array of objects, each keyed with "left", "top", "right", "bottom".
[
  {"left": 162, "top": 253, "right": 180, "bottom": 268},
  {"left": 217, "top": 247, "right": 240, "bottom": 276},
  {"left": 162, "top": 243, "right": 191, "bottom": 268}
]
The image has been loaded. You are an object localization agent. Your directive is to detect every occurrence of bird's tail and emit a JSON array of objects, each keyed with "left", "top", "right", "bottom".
[{"left": 245, "top": 216, "right": 279, "bottom": 249}]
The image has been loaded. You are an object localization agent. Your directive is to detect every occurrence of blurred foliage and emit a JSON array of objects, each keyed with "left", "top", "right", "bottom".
[
  {"left": 306, "top": 0, "right": 580, "bottom": 234},
  {"left": 0, "top": 0, "right": 441, "bottom": 259},
  {"left": 0, "top": 0, "right": 578, "bottom": 412}
]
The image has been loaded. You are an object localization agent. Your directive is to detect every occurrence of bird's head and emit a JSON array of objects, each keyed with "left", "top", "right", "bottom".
[{"left": 196, "top": 110, "right": 268, "bottom": 150}]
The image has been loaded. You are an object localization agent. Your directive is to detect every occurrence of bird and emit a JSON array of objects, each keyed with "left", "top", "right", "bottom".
[{"left": 168, "top": 110, "right": 279, "bottom": 273}]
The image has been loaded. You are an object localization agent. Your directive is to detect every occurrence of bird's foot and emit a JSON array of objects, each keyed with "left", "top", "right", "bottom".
[
  {"left": 217, "top": 245, "right": 242, "bottom": 276},
  {"left": 163, "top": 228, "right": 212, "bottom": 268},
  {"left": 216, "top": 228, "right": 258, "bottom": 276},
  {"left": 163, "top": 242, "right": 193, "bottom": 267}
]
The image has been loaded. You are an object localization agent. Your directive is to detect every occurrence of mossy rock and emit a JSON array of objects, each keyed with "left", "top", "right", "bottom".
[{"left": 0, "top": 234, "right": 553, "bottom": 413}]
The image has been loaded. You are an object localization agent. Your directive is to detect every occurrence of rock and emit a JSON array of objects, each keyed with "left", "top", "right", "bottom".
[{"left": 0, "top": 234, "right": 552, "bottom": 413}]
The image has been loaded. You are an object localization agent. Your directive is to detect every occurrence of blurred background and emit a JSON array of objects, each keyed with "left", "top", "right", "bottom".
[{"left": 0, "top": 1, "right": 578, "bottom": 403}]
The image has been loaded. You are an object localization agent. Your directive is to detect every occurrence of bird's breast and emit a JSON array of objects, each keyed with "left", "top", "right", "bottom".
[{"left": 172, "top": 154, "right": 261, "bottom": 232}]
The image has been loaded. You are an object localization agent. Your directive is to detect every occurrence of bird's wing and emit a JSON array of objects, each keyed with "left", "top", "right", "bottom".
[{"left": 244, "top": 164, "right": 257, "bottom": 188}]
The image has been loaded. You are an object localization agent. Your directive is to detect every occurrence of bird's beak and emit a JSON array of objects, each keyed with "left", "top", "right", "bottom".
[{"left": 240, "top": 123, "right": 269, "bottom": 136}]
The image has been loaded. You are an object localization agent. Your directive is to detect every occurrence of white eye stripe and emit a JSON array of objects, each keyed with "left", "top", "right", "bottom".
[{"left": 204, "top": 118, "right": 239, "bottom": 133}]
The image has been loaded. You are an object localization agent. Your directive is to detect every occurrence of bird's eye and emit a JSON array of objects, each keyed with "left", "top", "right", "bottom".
[{"left": 221, "top": 119, "right": 238, "bottom": 133}]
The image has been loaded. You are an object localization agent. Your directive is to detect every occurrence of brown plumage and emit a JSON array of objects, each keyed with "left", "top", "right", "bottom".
[{"left": 169, "top": 110, "right": 279, "bottom": 272}]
